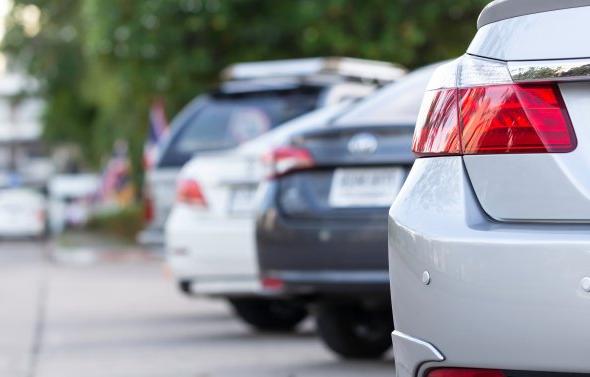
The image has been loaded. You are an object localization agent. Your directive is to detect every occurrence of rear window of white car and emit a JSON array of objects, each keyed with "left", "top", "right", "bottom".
[{"left": 159, "top": 88, "right": 321, "bottom": 167}]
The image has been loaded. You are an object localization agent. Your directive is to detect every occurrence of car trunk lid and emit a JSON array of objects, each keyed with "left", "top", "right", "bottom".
[
  {"left": 278, "top": 125, "right": 414, "bottom": 220},
  {"left": 178, "top": 151, "right": 264, "bottom": 217},
  {"left": 461, "top": 5, "right": 590, "bottom": 222}
]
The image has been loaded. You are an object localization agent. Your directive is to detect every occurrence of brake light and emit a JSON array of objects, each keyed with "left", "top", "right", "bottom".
[
  {"left": 413, "top": 55, "right": 576, "bottom": 157},
  {"left": 176, "top": 179, "right": 207, "bottom": 207},
  {"left": 37, "top": 209, "right": 46, "bottom": 223},
  {"left": 143, "top": 189, "right": 154, "bottom": 222},
  {"left": 427, "top": 369, "right": 506, "bottom": 377},
  {"left": 264, "top": 146, "right": 314, "bottom": 178},
  {"left": 261, "top": 276, "right": 284, "bottom": 291},
  {"left": 412, "top": 89, "right": 461, "bottom": 156}
]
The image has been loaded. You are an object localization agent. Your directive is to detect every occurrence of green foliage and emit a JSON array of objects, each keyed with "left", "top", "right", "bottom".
[
  {"left": 2, "top": 0, "right": 488, "bottom": 170},
  {"left": 86, "top": 204, "right": 144, "bottom": 241}
]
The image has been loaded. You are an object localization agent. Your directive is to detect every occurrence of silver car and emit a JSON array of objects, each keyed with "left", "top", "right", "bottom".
[{"left": 389, "top": 1, "right": 590, "bottom": 377}]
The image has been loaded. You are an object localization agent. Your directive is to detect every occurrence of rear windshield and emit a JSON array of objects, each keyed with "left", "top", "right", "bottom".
[{"left": 158, "top": 88, "right": 321, "bottom": 167}]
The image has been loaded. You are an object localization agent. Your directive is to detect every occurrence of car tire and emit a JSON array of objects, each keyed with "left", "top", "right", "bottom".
[
  {"left": 315, "top": 301, "right": 393, "bottom": 359},
  {"left": 178, "top": 280, "right": 192, "bottom": 296},
  {"left": 228, "top": 298, "right": 307, "bottom": 332}
]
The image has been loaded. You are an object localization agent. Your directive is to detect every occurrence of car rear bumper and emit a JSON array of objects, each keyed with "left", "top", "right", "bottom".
[
  {"left": 389, "top": 156, "right": 590, "bottom": 377},
  {"left": 137, "top": 226, "right": 164, "bottom": 247},
  {"left": 183, "top": 276, "right": 262, "bottom": 297},
  {"left": 257, "top": 207, "right": 390, "bottom": 297},
  {"left": 0, "top": 223, "right": 45, "bottom": 237},
  {"left": 165, "top": 205, "right": 261, "bottom": 296},
  {"left": 269, "top": 270, "right": 390, "bottom": 297}
]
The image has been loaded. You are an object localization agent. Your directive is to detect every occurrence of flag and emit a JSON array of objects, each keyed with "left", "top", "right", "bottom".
[
  {"left": 98, "top": 139, "right": 135, "bottom": 207},
  {"left": 143, "top": 98, "right": 169, "bottom": 170}
]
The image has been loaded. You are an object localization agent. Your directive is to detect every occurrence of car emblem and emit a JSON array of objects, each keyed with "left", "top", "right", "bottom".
[{"left": 347, "top": 133, "right": 378, "bottom": 155}]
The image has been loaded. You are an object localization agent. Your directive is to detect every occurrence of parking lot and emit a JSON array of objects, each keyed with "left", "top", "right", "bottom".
[{"left": 0, "top": 240, "right": 393, "bottom": 377}]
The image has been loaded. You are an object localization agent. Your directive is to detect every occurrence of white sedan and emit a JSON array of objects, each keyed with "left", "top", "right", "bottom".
[
  {"left": 0, "top": 187, "right": 46, "bottom": 238},
  {"left": 165, "top": 103, "right": 350, "bottom": 331}
]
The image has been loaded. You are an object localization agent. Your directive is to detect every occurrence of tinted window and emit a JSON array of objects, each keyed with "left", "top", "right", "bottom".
[{"left": 159, "top": 88, "right": 320, "bottom": 167}]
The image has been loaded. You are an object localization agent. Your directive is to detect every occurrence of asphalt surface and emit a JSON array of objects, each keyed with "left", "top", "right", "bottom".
[{"left": 0, "top": 239, "right": 394, "bottom": 377}]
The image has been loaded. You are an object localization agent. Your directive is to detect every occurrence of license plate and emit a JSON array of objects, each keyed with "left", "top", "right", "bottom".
[
  {"left": 329, "top": 168, "right": 404, "bottom": 207},
  {"left": 229, "top": 185, "right": 257, "bottom": 213}
]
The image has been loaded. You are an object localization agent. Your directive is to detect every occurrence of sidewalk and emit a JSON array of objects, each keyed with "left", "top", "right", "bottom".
[
  {"left": 52, "top": 231, "right": 161, "bottom": 265},
  {"left": 0, "top": 235, "right": 393, "bottom": 377},
  {"left": 0, "top": 242, "right": 48, "bottom": 377}
]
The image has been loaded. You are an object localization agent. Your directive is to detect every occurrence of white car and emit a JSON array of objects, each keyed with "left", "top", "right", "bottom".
[
  {"left": 166, "top": 103, "right": 352, "bottom": 331},
  {"left": 47, "top": 174, "right": 100, "bottom": 233},
  {"left": 390, "top": 1, "right": 590, "bottom": 377},
  {"left": 142, "top": 58, "right": 406, "bottom": 248},
  {"left": 0, "top": 187, "right": 46, "bottom": 238}
]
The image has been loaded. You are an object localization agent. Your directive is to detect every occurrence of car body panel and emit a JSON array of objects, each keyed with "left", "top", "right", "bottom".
[
  {"left": 477, "top": 0, "right": 590, "bottom": 29},
  {"left": 271, "top": 166, "right": 410, "bottom": 220},
  {"left": 142, "top": 167, "right": 178, "bottom": 234},
  {"left": 465, "top": 83, "right": 590, "bottom": 222},
  {"left": 0, "top": 188, "right": 45, "bottom": 237},
  {"left": 469, "top": 6, "right": 590, "bottom": 61},
  {"left": 167, "top": 206, "right": 257, "bottom": 276},
  {"left": 389, "top": 156, "right": 590, "bottom": 375},
  {"left": 465, "top": 9, "right": 590, "bottom": 222},
  {"left": 257, "top": 177, "right": 391, "bottom": 292}
]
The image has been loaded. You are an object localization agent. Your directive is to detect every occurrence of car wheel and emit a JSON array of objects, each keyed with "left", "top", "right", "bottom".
[
  {"left": 315, "top": 301, "right": 393, "bottom": 359},
  {"left": 228, "top": 298, "right": 307, "bottom": 332},
  {"left": 178, "top": 280, "right": 192, "bottom": 296}
]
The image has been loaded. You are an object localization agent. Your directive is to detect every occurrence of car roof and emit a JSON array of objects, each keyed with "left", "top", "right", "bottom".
[
  {"left": 478, "top": 0, "right": 590, "bottom": 29},
  {"left": 216, "top": 79, "right": 325, "bottom": 95},
  {"left": 221, "top": 57, "right": 406, "bottom": 84},
  {"left": 331, "top": 61, "right": 445, "bottom": 128}
]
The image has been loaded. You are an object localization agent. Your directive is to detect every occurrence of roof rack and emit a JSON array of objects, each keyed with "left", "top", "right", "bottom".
[{"left": 220, "top": 57, "right": 406, "bottom": 84}]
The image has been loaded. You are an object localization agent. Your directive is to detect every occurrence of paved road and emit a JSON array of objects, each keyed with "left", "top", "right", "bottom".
[{"left": 0, "top": 240, "right": 394, "bottom": 377}]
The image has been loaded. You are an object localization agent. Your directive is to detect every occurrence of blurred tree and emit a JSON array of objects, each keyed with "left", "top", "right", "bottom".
[
  {"left": 3, "top": 0, "right": 99, "bottom": 162},
  {"left": 2, "top": 0, "right": 488, "bottom": 177}
]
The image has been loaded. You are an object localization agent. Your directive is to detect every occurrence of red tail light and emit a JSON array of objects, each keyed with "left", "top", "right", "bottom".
[
  {"left": 176, "top": 179, "right": 207, "bottom": 207},
  {"left": 412, "top": 89, "right": 461, "bottom": 156},
  {"left": 143, "top": 187, "right": 154, "bottom": 222},
  {"left": 261, "top": 276, "right": 284, "bottom": 291},
  {"left": 37, "top": 209, "right": 46, "bottom": 223},
  {"left": 427, "top": 369, "right": 506, "bottom": 377},
  {"left": 413, "top": 56, "right": 576, "bottom": 156},
  {"left": 460, "top": 84, "right": 575, "bottom": 154},
  {"left": 264, "top": 146, "right": 314, "bottom": 178}
]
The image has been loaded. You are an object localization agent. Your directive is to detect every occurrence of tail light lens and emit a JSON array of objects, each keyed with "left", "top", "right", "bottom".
[
  {"left": 427, "top": 369, "right": 506, "bottom": 377},
  {"left": 413, "top": 55, "right": 576, "bottom": 157},
  {"left": 142, "top": 186, "right": 154, "bottom": 222},
  {"left": 261, "top": 276, "right": 284, "bottom": 291},
  {"left": 264, "top": 146, "right": 314, "bottom": 178},
  {"left": 412, "top": 89, "right": 461, "bottom": 156},
  {"left": 176, "top": 179, "right": 207, "bottom": 207},
  {"left": 37, "top": 209, "right": 46, "bottom": 223}
]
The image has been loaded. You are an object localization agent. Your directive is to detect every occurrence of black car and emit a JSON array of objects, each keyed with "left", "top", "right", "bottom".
[{"left": 255, "top": 63, "right": 441, "bottom": 358}]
